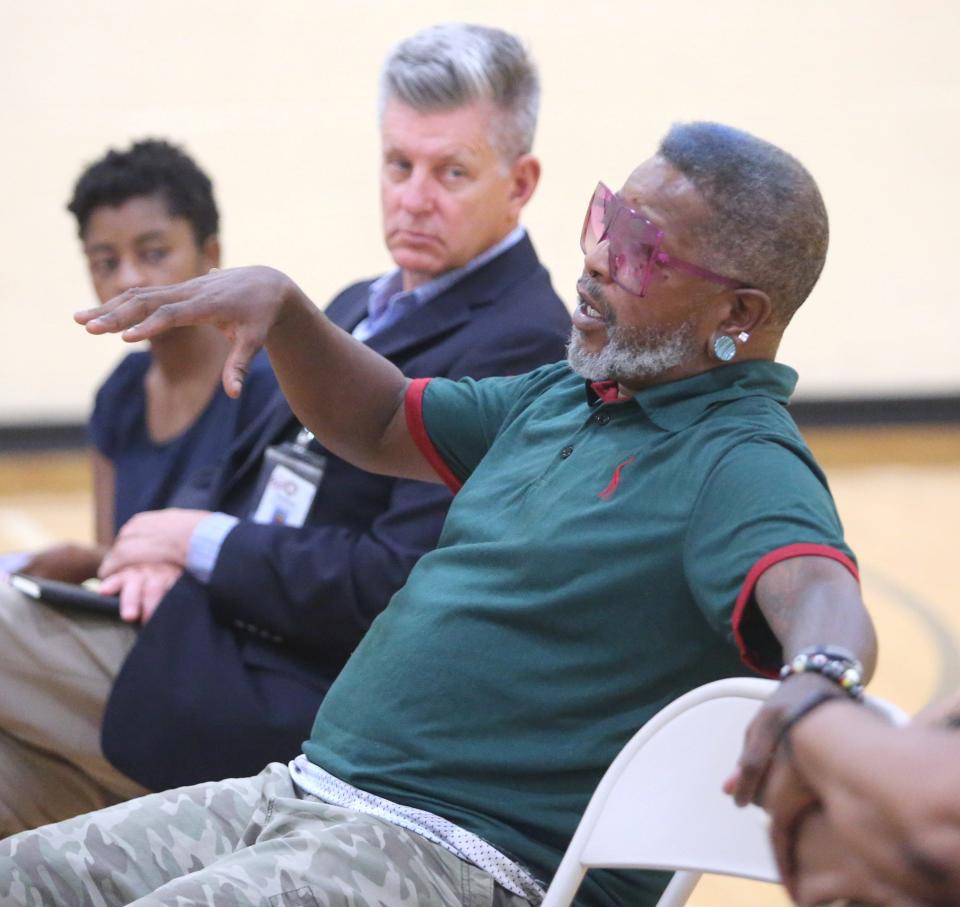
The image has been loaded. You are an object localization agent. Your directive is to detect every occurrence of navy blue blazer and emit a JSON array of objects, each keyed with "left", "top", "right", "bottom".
[{"left": 101, "top": 234, "right": 571, "bottom": 790}]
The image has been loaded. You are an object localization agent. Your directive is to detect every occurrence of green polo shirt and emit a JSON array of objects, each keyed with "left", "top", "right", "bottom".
[{"left": 304, "top": 360, "right": 856, "bottom": 907}]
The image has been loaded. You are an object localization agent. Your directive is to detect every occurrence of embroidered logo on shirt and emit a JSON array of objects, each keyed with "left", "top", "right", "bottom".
[{"left": 598, "top": 455, "right": 636, "bottom": 500}]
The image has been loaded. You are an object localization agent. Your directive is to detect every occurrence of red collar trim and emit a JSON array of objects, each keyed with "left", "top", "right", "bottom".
[{"left": 588, "top": 380, "right": 632, "bottom": 404}]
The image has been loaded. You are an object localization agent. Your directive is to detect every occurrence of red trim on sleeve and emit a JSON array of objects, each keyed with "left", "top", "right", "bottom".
[
  {"left": 404, "top": 378, "right": 463, "bottom": 494},
  {"left": 732, "top": 543, "right": 860, "bottom": 677}
]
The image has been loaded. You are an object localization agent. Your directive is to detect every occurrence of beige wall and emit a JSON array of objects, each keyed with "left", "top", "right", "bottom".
[{"left": 2, "top": 0, "right": 958, "bottom": 423}]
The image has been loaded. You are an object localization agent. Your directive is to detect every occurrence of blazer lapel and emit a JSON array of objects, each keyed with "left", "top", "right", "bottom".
[
  {"left": 327, "top": 285, "right": 372, "bottom": 334},
  {"left": 215, "top": 396, "right": 298, "bottom": 499}
]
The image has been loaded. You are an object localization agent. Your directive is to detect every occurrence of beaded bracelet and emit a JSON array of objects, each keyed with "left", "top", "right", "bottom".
[{"left": 779, "top": 645, "right": 865, "bottom": 701}]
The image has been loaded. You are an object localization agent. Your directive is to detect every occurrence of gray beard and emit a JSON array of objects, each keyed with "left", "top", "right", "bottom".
[{"left": 566, "top": 319, "right": 698, "bottom": 384}]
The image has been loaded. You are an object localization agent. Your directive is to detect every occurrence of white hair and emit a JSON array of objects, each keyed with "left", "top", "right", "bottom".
[{"left": 379, "top": 23, "right": 540, "bottom": 162}]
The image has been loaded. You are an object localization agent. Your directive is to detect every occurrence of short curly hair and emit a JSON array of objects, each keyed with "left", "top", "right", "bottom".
[
  {"left": 67, "top": 139, "right": 218, "bottom": 245},
  {"left": 658, "top": 122, "right": 828, "bottom": 325}
]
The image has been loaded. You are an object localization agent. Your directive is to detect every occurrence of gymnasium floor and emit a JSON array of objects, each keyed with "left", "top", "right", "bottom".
[{"left": 1, "top": 424, "right": 958, "bottom": 906}]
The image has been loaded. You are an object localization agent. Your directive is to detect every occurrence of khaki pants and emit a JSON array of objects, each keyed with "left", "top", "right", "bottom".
[
  {"left": 0, "top": 583, "right": 147, "bottom": 836},
  {"left": 0, "top": 763, "right": 533, "bottom": 907}
]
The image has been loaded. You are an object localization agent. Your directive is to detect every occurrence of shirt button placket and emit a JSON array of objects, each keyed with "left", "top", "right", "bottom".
[{"left": 559, "top": 446, "right": 574, "bottom": 459}]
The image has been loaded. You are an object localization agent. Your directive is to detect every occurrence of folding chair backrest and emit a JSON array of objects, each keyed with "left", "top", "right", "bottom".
[{"left": 540, "top": 677, "right": 908, "bottom": 907}]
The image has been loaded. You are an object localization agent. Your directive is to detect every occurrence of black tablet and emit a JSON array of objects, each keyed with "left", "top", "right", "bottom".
[{"left": 9, "top": 573, "right": 121, "bottom": 617}]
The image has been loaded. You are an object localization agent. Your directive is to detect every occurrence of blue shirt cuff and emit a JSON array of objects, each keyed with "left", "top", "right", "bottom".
[{"left": 186, "top": 512, "right": 240, "bottom": 584}]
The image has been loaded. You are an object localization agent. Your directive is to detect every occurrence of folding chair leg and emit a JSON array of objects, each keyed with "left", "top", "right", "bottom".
[
  {"left": 539, "top": 864, "right": 587, "bottom": 907},
  {"left": 654, "top": 870, "right": 701, "bottom": 907}
]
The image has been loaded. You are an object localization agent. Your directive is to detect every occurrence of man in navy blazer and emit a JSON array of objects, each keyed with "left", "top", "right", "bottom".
[
  {"left": 0, "top": 23, "right": 569, "bottom": 835},
  {"left": 101, "top": 231, "right": 568, "bottom": 792}
]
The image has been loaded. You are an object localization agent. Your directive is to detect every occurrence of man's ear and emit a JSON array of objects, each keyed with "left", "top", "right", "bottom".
[
  {"left": 200, "top": 235, "right": 222, "bottom": 271},
  {"left": 719, "top": 287, "right": 773, "bottom": 336},
  {"left": 508, "top": 154, "right": 541, "bottom": 216}
]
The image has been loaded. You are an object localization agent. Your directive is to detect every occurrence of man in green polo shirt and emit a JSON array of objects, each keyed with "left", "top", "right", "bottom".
[{"left": 2, "top": 122, "right": 877, "bottom": 907}]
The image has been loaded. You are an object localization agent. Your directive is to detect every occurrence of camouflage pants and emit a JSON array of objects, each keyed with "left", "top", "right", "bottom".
[{"left": 0, "top": 763, "right": 534, "bottom": 907}]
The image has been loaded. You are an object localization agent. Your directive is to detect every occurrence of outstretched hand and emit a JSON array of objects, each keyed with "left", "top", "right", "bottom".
[{"left": 75, "top": 265, "right": 295, "bottom": 398}]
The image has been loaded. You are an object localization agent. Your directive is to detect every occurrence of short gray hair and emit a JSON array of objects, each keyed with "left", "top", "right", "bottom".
[
  {"left": 658, "top": 122, "right": 829, "bottom": 324},
  {"left": 379, "top": 23, "right": 539, "bottom": 162}
]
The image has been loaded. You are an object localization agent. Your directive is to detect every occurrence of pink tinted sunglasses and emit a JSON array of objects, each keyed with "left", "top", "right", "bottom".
[{"left": 580, "top": 182, "right": 741, "bottom": 297}]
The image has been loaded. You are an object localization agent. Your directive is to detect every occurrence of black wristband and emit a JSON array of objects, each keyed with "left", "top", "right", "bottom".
[{"left": 777, "top": 690, "right": 849, "bottom": 751}]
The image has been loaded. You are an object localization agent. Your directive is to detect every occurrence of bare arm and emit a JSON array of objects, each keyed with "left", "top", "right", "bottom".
[
  {"left": 913, "top": 688, "right": 960, "bottom": 726},
  {"left": 754, "top": 555, "right": 877, "bottom": 679},
  {"left": 92, "top": 449, "right": 115, "bottom": 545},
  {"left": 787, "top": 806, "right": 931, "bottom": 907},
  {"left": 77, "top": 267, "right": 438, "bottom": 483},
  {"left": 19, "top": 543, "right": 106, "bottom": 584},
  {"left": 769, "top": 699, "right": 960, "bottom": 905},
  {"left": 727, "top": 555, "right": 877, "bottom": 806}
]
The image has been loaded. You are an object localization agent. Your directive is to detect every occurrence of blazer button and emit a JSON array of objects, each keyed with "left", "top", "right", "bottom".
[{"left": 560, "top": 446, "right": 574, "bottom": 459}]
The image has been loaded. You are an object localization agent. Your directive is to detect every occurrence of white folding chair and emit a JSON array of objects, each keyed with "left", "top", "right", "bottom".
[{"left": 540, "top": 677, "right": 908, "bottom": 907}]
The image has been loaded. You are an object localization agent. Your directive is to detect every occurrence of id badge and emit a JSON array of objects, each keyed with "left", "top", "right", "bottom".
[{"left": 250, "top": 429, "right": 326, "bottom": 528}]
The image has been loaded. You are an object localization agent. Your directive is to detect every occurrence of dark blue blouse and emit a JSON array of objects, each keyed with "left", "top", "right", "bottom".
[{"left": 88, "top": 349, "right": 277, "bottom": 535}]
